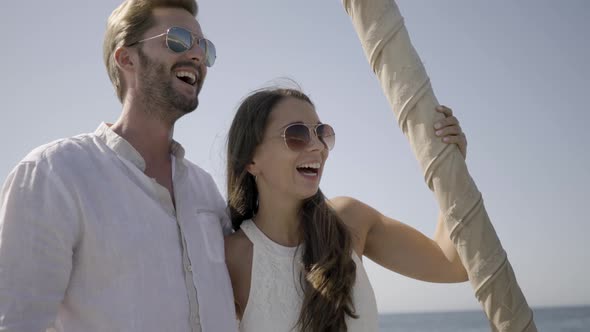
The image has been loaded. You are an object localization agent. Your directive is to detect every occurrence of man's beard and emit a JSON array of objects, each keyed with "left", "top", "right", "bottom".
[{"left": 136, "top": 48, "right": 199, "bottom": 123}]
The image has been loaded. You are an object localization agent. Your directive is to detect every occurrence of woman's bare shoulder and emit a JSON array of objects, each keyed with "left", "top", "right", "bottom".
[
  {"left": 329, "top": 196, "right": 380, "bottom": 224},
  {"left": 225, "top": 229, "right": 253, "bottom": 264},
  {"left": 328, "top": 196, "right": 381, "bottom": 254}
]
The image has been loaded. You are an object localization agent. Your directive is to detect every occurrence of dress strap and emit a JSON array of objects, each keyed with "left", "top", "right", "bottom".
[{"left": 240, "top": 219, "right": 300, "bottom": 257}]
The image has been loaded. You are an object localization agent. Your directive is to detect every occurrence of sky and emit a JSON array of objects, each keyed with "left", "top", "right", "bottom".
[{"left": 0, "top": 0, "right": 589, "bottom": 314}]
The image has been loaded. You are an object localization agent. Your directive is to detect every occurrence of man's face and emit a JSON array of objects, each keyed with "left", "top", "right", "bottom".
[{"left": 133, "top": 7, "right": 207, "bottom": 120}]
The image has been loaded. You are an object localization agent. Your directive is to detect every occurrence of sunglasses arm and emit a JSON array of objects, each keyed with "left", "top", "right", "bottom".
[{"left": 133, "top": 32, "right": 168, "bottom": 45}]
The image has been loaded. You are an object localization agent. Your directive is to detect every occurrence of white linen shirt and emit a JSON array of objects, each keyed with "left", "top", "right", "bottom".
[{"left": 0, "top": 123, "right": 238, "bottom": 332}]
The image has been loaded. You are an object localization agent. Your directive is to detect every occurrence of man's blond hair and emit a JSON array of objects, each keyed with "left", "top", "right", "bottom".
[{"left": 103, "top": 0, "right": 198, "bottom": 102}]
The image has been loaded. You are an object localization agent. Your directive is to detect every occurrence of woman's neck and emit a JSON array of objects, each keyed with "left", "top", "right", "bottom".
[{"left": 254, "top": 192, "right": 302, "bottom": 247}]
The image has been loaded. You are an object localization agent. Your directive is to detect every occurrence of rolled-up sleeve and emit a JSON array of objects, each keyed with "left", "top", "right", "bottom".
[{"left": 0, "top": 160, "right": 79, "bottom": 331}]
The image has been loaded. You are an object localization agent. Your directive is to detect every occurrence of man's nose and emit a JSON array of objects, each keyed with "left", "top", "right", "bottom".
[{"left": 186, "top": 40, "right": 205, "bottom": 65}]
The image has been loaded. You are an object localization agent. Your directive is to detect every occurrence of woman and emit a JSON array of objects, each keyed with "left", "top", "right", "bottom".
[{"left": 225, "top": 87, "right": 467, "bottom": 332}]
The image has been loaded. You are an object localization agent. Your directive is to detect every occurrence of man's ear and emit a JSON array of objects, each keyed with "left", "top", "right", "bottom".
[{"left": 114, "top": 46, "right": 136, "bottom": 73}]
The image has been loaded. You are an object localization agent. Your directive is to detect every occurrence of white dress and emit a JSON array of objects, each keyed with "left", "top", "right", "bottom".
[{"left": 238, "top": 219, "right": 379, "bottom": 332}]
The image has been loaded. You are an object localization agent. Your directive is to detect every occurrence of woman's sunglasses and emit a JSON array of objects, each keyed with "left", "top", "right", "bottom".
[
  {"left": 130, "top": 26, "right": 216, "bottom": 67},
  {"left": 280, "top": 123, "right": 336, "bottom": 152}
]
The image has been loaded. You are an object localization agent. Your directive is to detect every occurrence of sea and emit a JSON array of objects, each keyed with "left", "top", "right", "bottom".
[{"left": 377, "top": 305, "right": 590, "bottom": 331}]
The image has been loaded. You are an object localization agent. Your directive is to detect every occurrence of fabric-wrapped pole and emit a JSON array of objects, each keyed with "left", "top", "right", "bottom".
[{"left": 341, "top": 0, "right": 536, "bottom": 330}]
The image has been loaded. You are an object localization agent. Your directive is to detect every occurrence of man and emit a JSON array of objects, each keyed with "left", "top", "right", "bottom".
[{"left": 0, "top": 1, "right": 237, "bottom": 331}]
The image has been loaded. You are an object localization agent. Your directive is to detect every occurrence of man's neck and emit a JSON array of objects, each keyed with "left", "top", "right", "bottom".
[{"left": 111, "top": 100, "right": 175, "bottom": 168}]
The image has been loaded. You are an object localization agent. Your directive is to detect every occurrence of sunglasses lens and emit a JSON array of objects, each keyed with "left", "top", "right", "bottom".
[
  {"left": 284, "top": 124, "right": 310, "bottom": 152},
  {"left": 167, "top": 27, "right": 192, "bottom": 52},
  {"left": 165, "top": 27, "right": 216, "bottom": 67},
  {"left": 199, "top": 39, "right": 217, "bottom": 67},
  {"left": 317, "top": 124, "right": 336, "bottom": 150}
]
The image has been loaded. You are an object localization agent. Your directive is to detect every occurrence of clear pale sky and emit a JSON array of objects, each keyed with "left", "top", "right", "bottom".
[{"left": 0, "top": 0, "right": 588, "bottom": 313}]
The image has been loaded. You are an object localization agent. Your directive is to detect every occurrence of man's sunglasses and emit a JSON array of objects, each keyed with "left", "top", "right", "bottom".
[
  {"left": 130, "top": 26, "right": 216, "bottom": 67},
  {"left": 280, "top": 123, "right": 336, "bottom": 152}
]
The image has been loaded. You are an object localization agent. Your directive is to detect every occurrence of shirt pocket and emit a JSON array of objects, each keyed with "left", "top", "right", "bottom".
[{"left": 197, "top": 210, "right": 226, "bottom": 263}]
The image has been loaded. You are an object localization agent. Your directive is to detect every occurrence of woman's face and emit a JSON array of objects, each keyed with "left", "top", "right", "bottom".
[{"left": 249, "top": 97, "right": 330, "bottom": 202}]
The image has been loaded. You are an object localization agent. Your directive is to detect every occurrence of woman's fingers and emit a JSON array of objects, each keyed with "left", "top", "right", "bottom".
[
  {"left": 436, "top": 105, "right": 453, "bottom": 117},
  {"left": 443, "top": 132, "right": 467, "bottom": 159},
  {"left": 434, "top": 105, "right": 467, "bottom": 159},
  {"left": 442, "top": 132, "right": 466, "bottom": 144},
  {"left": 435, "top": 125, "right": 461, "bottom": 137},
  {"left": 434, "top": 115, "right": 459, "bottom": 130}
]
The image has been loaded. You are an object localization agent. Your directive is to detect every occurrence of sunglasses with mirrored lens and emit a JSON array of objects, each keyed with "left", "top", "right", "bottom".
[
  {"left": 281, "top": 123, "right": 336, "bottom": 152},
  {"left": 131, "top": 26, "right": 216, "bottom": 67}
]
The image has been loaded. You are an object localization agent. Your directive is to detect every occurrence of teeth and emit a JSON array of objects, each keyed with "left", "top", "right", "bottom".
[
  {"left": 175, "top": 71, "right": 196, "bottom": 85},
  {"left": 297, "top": 162, "right": 320, "bottom": 169}
]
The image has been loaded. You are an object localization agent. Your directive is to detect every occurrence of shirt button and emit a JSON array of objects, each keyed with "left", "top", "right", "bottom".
[{"left": 186, "top": 264, "right": 193, "bottom": 272}]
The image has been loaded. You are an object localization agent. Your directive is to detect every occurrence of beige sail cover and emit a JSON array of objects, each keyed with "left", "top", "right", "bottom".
[{"left": 341, "top": 0, "right": 536, "bottom": 330}]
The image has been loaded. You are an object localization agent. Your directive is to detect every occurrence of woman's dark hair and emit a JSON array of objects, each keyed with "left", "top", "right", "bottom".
[{"left": 227, "top": 87, "right": 358, "bottom": 331}]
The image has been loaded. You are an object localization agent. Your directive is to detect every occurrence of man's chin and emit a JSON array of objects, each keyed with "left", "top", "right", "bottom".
[
  {"left": 173, "top": 95, "right": 199, "bottom": 114},
  {"left": 181, "top": 104, "right": 197, "bottom": 114},
  {"left": 186, "top": 98, "right": 199, "bottom": 113}
]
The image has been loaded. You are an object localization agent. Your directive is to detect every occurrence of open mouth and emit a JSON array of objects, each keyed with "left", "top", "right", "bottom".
[
  {"left": 296, "top": 162, "right": 320, "bottom": 177},
  {"left": 175, "top": 71, "right": 197, "bottom": 86}
]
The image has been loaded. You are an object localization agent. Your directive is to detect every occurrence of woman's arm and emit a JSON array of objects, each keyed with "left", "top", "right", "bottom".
[
  {"left": 333, "top": 196, "right": 468, "bottom": 283},
  {"left": 224, "top": 231, "right": 253, "bottom": 319},
  {"left": 331, "top": 106, "right": 468, "bottom": 283}
]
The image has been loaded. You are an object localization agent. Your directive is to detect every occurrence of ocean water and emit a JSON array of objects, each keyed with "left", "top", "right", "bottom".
[{"left": 378, "top": 305, "right": 590, "bottom": 331}]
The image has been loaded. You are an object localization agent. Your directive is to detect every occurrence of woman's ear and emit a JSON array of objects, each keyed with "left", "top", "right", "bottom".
[{"left": 246, "top": 161, "right": 258, "bottom": 177}]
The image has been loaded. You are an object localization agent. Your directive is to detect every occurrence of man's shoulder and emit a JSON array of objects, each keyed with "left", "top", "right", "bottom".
[
  {"left": 182, "top": 158, "right": 218, "bottom": 185},
  {"left": 4, "top": 133, "right": 104, "bottom": 190},
  {"left": 181, "top": 159, "right": 226, "bottom": 201},
  {"left": 182, "top": 158, "right": 207, "bottom": 173},
  {"left": 21, "top": 132, "right": 102, "bottom": 167}
]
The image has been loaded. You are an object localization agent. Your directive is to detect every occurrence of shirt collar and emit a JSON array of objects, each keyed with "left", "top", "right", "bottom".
[{"left": 94, "top": 122, "right": 186, "bottom": 172}]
